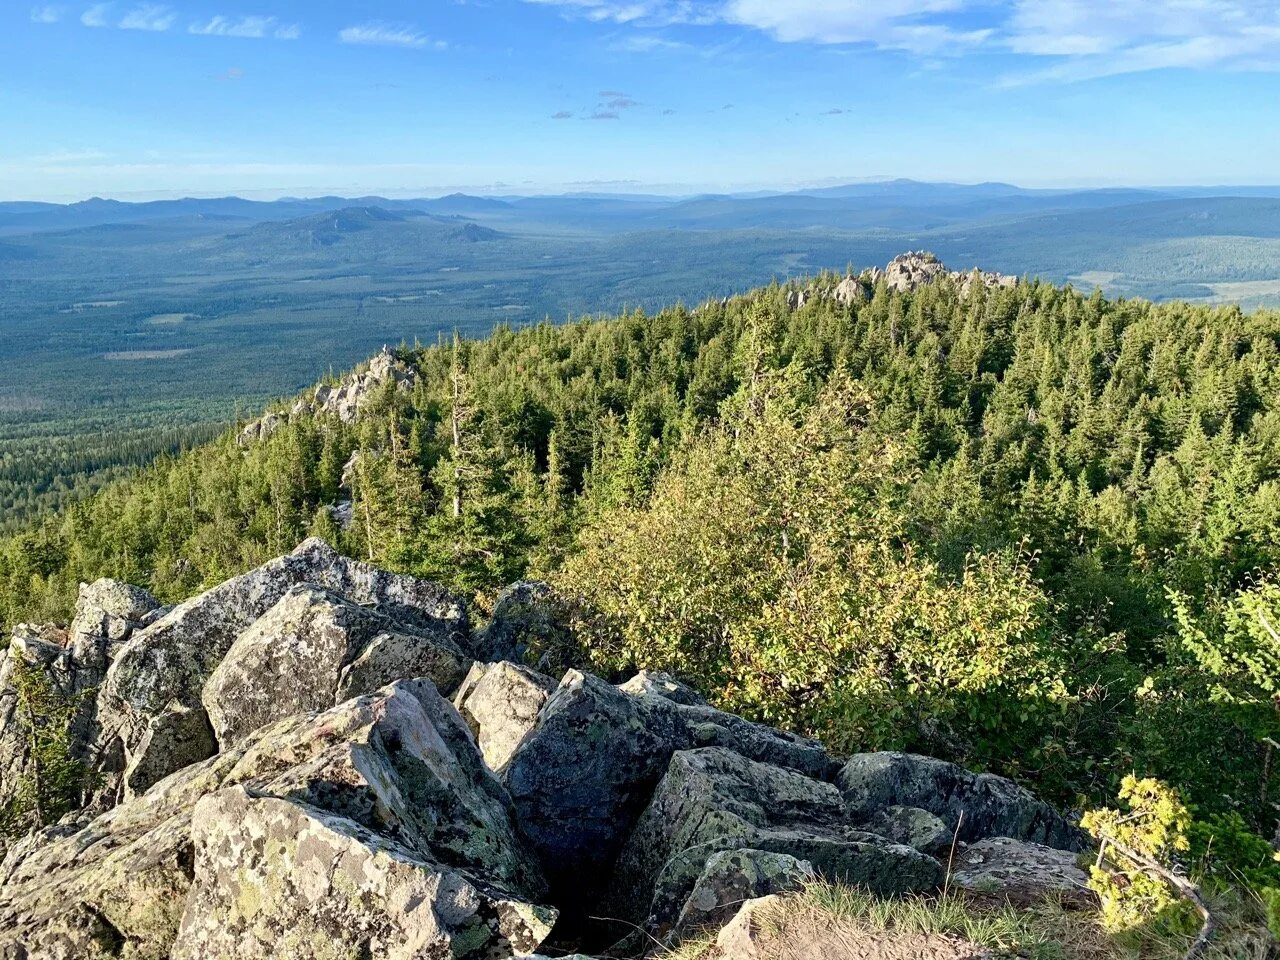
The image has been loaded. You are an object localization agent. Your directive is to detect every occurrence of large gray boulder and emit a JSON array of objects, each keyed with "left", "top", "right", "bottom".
[
  {"left": 173, "top": 787, "right": 555, "bottom": 960},
  {"left": 96, "top": 539, "right": 467, "bottom": 787},
  {"left": 502, "top": 671, "right": 833, "bottom": 907},
  {"left": 951, "top": 837, "right": 1091, "bottom": 902},
  {"left": 837, "top": 752, "right": 1084, "bottom": 851},
  {"left": 0, "top": 680, "right": 551, "bottom": 959},
  {"left": 201, "top": 583, "right": 469, "bottom": 749},
  {"left": 473, "top": 580, "right": 576, "bottom": 668},
  {"left": 671, "top": 849, "right": 813, "bottom": 942},
  {"left": 67, "top": 579, "right": 162, "bottom": 675},
  {"left": 453, "top": 661, "right": 557, "bottom": 772},
  {"left": 608, "top": 747, "right": 942, "bottom": 937}
]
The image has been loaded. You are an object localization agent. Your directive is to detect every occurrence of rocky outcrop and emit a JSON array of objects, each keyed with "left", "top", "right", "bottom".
[
  {"left": 838, "top": 752, "right": 1085, "bottom": 850},
  {"left": 786, "top": 252, "right": 1018, "bottom": 312},
  {"left": 0, "top": 680, "right": 552, "bottom": 959},
  {"left": 501, "top": 670, "right": 835, "bottom": 910},
  {"left": 310, "top": 345, "right": 417, "bottom": 423},
  {"left": 0, "top": 541, "right": 1088, "bottom": 959},
  {"left": 97, "top": 538, "right": 468, "bottom": 790},
  {"left": 609, "top": 747, "right": 943, "bottom": 938},
  {"left": 238, "top": 346, "right": 418, "bottom": 444},
  {"left": 201, "top": 583, "right": 469, "bottom": 749}
]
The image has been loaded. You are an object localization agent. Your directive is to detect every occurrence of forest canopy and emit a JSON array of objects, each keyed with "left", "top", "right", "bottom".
[{"left": 2, "top": 269, "right": 1278, "bottom": 856}]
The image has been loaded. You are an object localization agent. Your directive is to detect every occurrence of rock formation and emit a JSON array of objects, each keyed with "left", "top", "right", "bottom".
[
  {"left": 785, "top": 252, "right": 1019, "bottom": 313},
  {"left": 239, "top": 345, "right": 417, "bottom": 444},
  {"left": 0, "top": 540, "right": 1088, "bottom": 959}
]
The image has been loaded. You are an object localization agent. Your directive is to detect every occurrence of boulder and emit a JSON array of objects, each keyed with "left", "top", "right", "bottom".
[
  {"left": 609, "top": 747, "right": 943, "bottom": 936},
  {"left": 201, "top": 583, "right": 468, "bottom": 749},
  {"left": 67, "top": 579, "right": 161, "bottom": 673},
  {"left": 473, "top": 580, "right": 575, "bottom": 668},
  {"left": 671, "top": 849, "right": 813, "bottom": 942},
  {"left": 502, "top": 671, "right": 834, "bottom": 909},
  {"left": 453, "top": 661, "right": 557, "bottom": 772},
  {"left": 862, "top": 805, "right": 952, "bottom": 856},
  {"left": 837, "top": 752, "right": 1084, "bottom": 851},
  {"left": 97, "top": 539, "right": 467, "bottom": 786},
  {"left": 618, "top": 669, "right": 707, "bottom": 706},
  {"left": 502, "top": 671, "right": 689, "bottom": 904},
  {"left": 0, "top": 680, "right": 550, "bottom": 959},
  {"left": 172, "top": 787, "right": 555, "bottom": 960},
  {"left": 951, "top": 837, "right": 1091, "bottom": 902},
  {"left": 123, "top": 702, "right": 216, "bottom": 798}
]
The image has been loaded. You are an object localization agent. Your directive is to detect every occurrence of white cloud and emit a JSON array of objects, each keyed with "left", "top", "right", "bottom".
[
  {"left": 274, "top": 22, "right": 300, "bottom": 39},
  {"left": 80, "top": 2, "right": 111, "bottom": 27},
  {"left": 521, "top": 0, "right": 1280, "bottom": 82},
  {"left": 338, "top": 22, "right": 440, "bottom": 48},
  {"left": 30, "top": 5, "right": 64, "bottom": 23},
  {"left": 190, "top": 15, "right": 271, "bottom": 38},
  {"left": 119, "top": 3, "right": 176, "bottom": 31},
  {"left": 1001, "top": 0, "right": 1280, "bottom": 84}
]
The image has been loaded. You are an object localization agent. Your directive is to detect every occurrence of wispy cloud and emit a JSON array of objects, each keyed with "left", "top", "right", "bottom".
[
  {"left": 190, "top": 15, "right": 299, "bottom": 39},
  {"left": 118, "top": 3, "right": 176, "bottom": 31},
  {"left": 522, "top": 0, "right": 1280, "bottom": 83},
  {"left": 80, "top": 2, "right": 111, "bottom": 27},
  {"left": 338, "top": 22, "right": 443, "bottom": 49},
  {"left": 30, "top": 5, "right": 63, "bottom": 23},
  {"left": 1000, "top": 0, "right": 1280, "bottom": 84},
  {"left": 551, "top": 110, "right": 574, "bottom": 119},
  {"left": 588, "top": 109, "right": 620, "bottom": 119}
]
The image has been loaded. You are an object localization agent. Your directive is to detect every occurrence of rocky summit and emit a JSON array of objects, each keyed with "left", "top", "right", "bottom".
[{"left": 0, "top": 540, "right": 1085, "bottom": 959}]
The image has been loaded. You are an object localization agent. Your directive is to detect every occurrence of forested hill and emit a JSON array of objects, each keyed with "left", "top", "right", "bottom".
[{"left": 2, "top": 254, "right": 1279, "bottom": 856}]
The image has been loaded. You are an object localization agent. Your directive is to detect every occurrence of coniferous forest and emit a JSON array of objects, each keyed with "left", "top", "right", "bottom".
[{"left": 3, "top": 269, "right": 1279, "bottom": 907}]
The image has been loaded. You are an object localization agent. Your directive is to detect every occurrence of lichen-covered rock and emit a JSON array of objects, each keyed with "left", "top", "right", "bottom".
[
  {"left": 502, "top": 671, "right": 834, "bottom": 911},
  {"left": 951, "top": 837, "right": 1090, "bottom": 902},
  {"left": 473, "top": 580, "right": 576, "bottom": 668},
  {"left": 202, "top": 583, "right": 469, "bottom": 748},
  {"left": 503, "top": 670, "right": 689, "bottom": 905},
  {"left": 97, "top": 539, "right": 467, "bottom": 786},
  {"left": 609, "top": 747, "right": 942, "bottom": 936},
  {"left": 172, "top": 787, "right": 555, "bottom": 960},
  {"left": 68, "top": 579, "right": 161, "bottom": 673},
  {"left": 0, "top": 680, "right": 549, "bottom": 958},
  {"left": 123, "top": 702, "right": 217, "bottom": 798},
  {"left": 617, "top": 669, "right": 707, "bottom": 706},
  {"left": 335, "top": 629, "right": 470, "bottom": 706},
  {"left": 862, "top": 805, "right": 952, "bottom": 856},
  {"left": 671, "top": 848, "right": 813, "bottom": 941},
  {"left": 837, "top": 752, "right": 1084, "bottom": 851},
  {"left": 453, "top": 661, "right": 557, "bottom": 772}
]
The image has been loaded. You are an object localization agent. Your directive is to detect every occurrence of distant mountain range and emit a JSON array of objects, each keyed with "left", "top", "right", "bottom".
[{"left": 6, "top": 179, "right": 1280, "bottom": 238}]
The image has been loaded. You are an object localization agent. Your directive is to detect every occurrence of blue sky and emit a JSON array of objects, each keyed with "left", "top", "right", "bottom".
[{"left": 3, "top": 1, "right": 1280, "bottom": 200}]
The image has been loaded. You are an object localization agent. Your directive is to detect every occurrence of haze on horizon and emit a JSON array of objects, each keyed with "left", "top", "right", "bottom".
[{"left": 4, "top": 0, "right": 1280, "bottom": 202}]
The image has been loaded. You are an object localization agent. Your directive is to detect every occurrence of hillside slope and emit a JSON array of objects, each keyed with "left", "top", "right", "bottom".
[{"left": 1, "top": 254, "right": 1278, "bottom": 855}]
